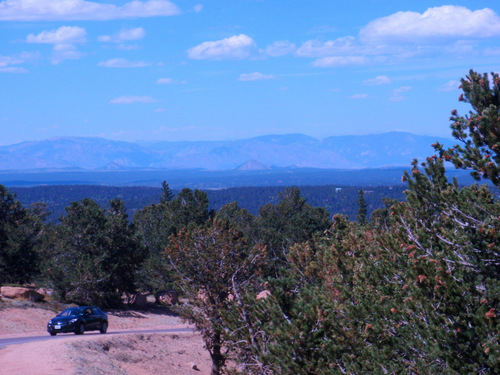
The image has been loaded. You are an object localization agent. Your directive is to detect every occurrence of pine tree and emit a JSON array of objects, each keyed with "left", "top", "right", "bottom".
[
  {"left": 256, "top": 187, "right": 331, "bottom": 275},
  {"left": 40, "top": 198, "right": 144, "bottom": 306},
  {"left": 160, "top": 180, "right": 175, "bottom": 204},
  {"left": 234, "top": 215, "right": 387, "bottom": 374},
  {"left": 356, "top": 188, "right": 368, "bottom": 225},
  {"left": 0, "top": 185, "right": 43, "bottom": 285},
  {"left": 435, "top": 69, "right": 500, "bottom": 186},
  {"left": 166, "top": 219, "right": 267, "bottom": 375},
  {"left": 103, "top": 198, "right": 146, "bottom": 303},
  {"left": 380, "top": 157, "right": 500, "bottom": 373},
  {"left": 134, "top": 187, "right": 213, "bottom": 292}
]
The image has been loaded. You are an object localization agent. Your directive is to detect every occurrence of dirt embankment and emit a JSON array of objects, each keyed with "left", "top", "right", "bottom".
[{"left": 0, "top": 300, "right": 212, "bottom": 375}]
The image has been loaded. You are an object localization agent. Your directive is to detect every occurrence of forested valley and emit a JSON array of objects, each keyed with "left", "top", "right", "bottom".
[
  {"left": 10, "top": 184, "right": 405, "bottom": 223},
  {"left": 1, "top": 70, "right": 499, "bottom": 374}
]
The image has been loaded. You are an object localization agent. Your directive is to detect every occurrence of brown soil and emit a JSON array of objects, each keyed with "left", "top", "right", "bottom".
[{"left": 0, "top": 300, "right": 212, "bottom": 375}]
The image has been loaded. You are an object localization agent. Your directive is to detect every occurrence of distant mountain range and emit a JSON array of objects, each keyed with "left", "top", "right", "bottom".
[{"left": 0, "top": 132, "right": 455, "bottom": 171}]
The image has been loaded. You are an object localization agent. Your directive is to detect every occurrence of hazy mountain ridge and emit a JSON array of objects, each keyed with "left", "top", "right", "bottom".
[{"left": 0, "top": 132, "right": 454, "bottom": 171}]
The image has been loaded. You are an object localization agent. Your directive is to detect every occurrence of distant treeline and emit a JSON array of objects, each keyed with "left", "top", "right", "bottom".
[{"left": 10, "top": 184, "right": 406, "bottom": 222}]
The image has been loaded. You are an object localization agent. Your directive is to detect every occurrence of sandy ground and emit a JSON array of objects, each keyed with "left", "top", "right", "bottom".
[{"left": 0, "top": 300, "right": 212, "bottom": 375}]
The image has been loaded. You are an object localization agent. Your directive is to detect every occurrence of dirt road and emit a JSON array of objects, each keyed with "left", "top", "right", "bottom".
[{"left": 0, "top": 303, "right": 212, "bottom": 374}]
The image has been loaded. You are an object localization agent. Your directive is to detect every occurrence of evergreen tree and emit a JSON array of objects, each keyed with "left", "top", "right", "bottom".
[
  {"left": 228, "top": 215, "right": 384, "bottom": 374},
  {"left": 356, "top": 188, "right": 368, "bottom": 225},
  {"left": 103, "top": 198, "right": 146, "bottom": 303},
  {"left": 0, "top": 185, "right": 44, "bottom": 285},
  {"left": 40, "top": 198, "right": 143, "bottom": 306},
  {"left": 435, "top": 69, "right": 500, "bottom": 186},
  {"left": 41, "top": 198, "right": 108, "bottom": 304},
  {"left": 133, "top": 200, "right": 175, "bottom": 292},
  {"left": 376, "top": 157, "right": 500, "bottom": 373},
  {"left": 369, "top": 198, "right": 397, "bottom": 230},
  {"left": 256, "top": 187, "right": 331, "bottom": 274},
  {"left": 215, "top": 201, "right": 256, "bottom": 237},
  {"left": 168, "top": 188, "right": 212, "bottom": 229},
  {"left": 160, "top": 180, "right": 175, "bottom": 204},
  {"left": 133, "top": 187, "right": 212, "bottom": 292},
  {"left": 166, "top": 219, "right": 267, "bottom": 375}
]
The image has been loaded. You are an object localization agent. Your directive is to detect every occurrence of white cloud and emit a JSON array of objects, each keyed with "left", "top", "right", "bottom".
[
  {"left": 116, "top": 44, "right": 140, "bottom": 51},
  {"left": 437, "top": 80, "right": 460, "bottom": 92},
  {"left": 98, "top": 58, "right": 151, "bottom": 68},
  {"left": 26, "top": 26, "right": 86, "bottom": 64},
  {"left": 26, "top": 26, "right": 86, "bottom": 44},
  {"left": 389, "top": 86, "right": 412, "bottom": 102},
  {"left": 312, "top": 55, "right": 368, "bottom": 67},
  {"left": 98, "top": 35, "right": 112, "bottom": 43},
  {"left": 52, "top": 44, "right": 85, "bottom": 64},
  {"left": 194, "top": 4, "right": 203, "bottom": 13},
  {"left": 364, "top": 75, "right": 392, "bottom": 85},
  {"left": 119, "top": 27, "right": 146, "bottom": 41},
  {"left": 187, "top": 34, "right": 256, "bottom": 60},
  {"left": 239, "top": 72, "right": 274, "bottom": 82},
  {"left": 296, "top": 37, "right": 355, "bottom": 57},
  {"left": 0, "top": 54, "right": 27, "bottom": 73},
  {"left": 157, "top": 78, "right": 174, "bottom": 84},
  {"left": 98, "top": 27, "right": 145, "bottom": 43},
  {"left": 360, "top": 6, "right": 500, "bottom": 42},
  {"left": 0, "top": 54, "right": 22, "bottom": 67},
  {"left": 157, "top": 77, "right": 185, "bottom": 84},
  {"left": 296, "top": 6, "right": 500, "bottom": 71},
  {"left": 295, "top": 37, "right": 379, "bottom": 68},
  {"left": 110, "top": 96, "right": 157, "bottom": 104},
  {"left": 0, "top": 66, "right": 26, "bottom": 73},
  {"left": 0, "top": 0, "right": 180, "bottom": 21},
  {"left": 265, "top": 41, "right": 296, "bottom": 57},
  {"left": 159, "top": 77, "right": 184, "bottom": 84}
]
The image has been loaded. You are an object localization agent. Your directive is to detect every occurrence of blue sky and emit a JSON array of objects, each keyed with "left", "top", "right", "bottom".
[{"left": 1, "top": 0, "right": 500, "bottom": 146}]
